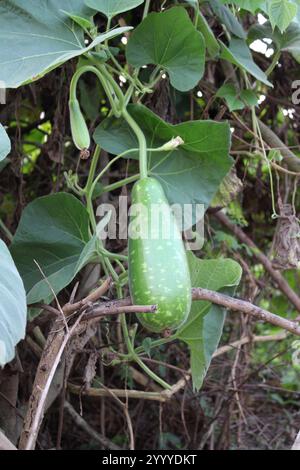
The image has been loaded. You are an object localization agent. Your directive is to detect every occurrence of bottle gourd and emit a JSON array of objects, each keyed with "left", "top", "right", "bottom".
[{"left": 128, "top": 177, "right": 191, "bottom": 333}]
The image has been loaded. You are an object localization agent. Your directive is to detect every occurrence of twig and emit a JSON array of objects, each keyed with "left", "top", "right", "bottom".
[
  {"left": 192, "top": 288, "right": 300, "bottom": 336},
  {"left": 63, "top": 277, "right": 113, "bottom": 316},
  {"left": 86, "top": 303, "right": 157, "bottom": 321},
  {"left": 214, "top": 211, "right": 300, "bottom": 313},
  {"left": 64, "top": 401, "right": 121, "bottom": 450},
  {"left": 213, "top": 332, "right": 288, "bottom": 357},
  {"left": 68, "top": 382, "right": 168, "bottom": 402}
]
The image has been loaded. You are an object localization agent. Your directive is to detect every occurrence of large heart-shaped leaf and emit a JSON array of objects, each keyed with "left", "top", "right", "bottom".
[
  {"left": 220, "top": 38, "right": 273, "bottom": 87},
  {"left": 126, "top": 7, "right": 205, "bottom": 92},
  {"left": 10, "top": 192, "right": 98, "bottom": 305},
  {"left": 85, "top": 0, "right": 144, "bottom": 18},
  {"left": 0, "top": 240, "right": 27, "bottom": 367},
  {"left": 176, "top": 252, "right": 242, "bottom": 390},
  {"left": 0, "top": 124, "right": 11, "bottom": 161},
  {"left": 94, "top": 104, "right": 232, "bottom": 222},
  {"left": 0, "top": 0, "right": 131, "bottom": 88}
]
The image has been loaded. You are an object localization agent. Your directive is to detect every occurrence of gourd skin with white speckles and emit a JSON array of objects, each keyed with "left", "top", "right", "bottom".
[{"left": 128, "top": 177, "right": 191, "bottom": 333}]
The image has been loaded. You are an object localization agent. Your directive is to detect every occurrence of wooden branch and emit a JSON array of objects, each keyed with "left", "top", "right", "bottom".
[
  {"left": 68, "top": 382, "right": 167, "bottom": 402},
  {"left": 214, "top": 211, "right": 300, "bottom": 313},
  {"left": 63, "top": 277, "right": 113, "bottom": 316},
  {"left": 19, "top": 314, "right": 83, "bottom": 450},
  {"left": 213, "top": 332, "right": 287, "bottom": 357},
  {"left": 192, "top": 288, "right": 300, "bottom": 336},
  {"left": 258, "top": 119, "right": 300, "bottom": 172}
]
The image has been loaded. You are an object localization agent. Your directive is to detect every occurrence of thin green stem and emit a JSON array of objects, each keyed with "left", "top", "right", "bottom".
[
  {"left": 0, "top": 219, "right": 13, "bottom": 242},
  {"left": 97, "top": 64, "right": 125, "bottom": 107},
  {"left": 266, "top": 50, "right": 281, "bottom": 77},
  {"left": 120, "top": 314, "right": 172, "bottom": 390},
  {"left": 134, "top": 335, "right": 177, "bottom": 356},
  {"left": 122, "top": 109, "right": 148, "bottom": 179},
  {"left": 90, "top": 148, "right": 137, "bottom": 197},
  {"left": 84, "top": 145, "right": 101, "bottom": 194},
  {"left": 91, "top": 142, "right": 172, "bottom": 196},
  {"left": 99, "top": 247, "right": 128, "bottom": 262},
  {"left": 104, "top": 17, "right": 111, "bottom": 47},
  {"left": 102, "top": 174, "right": 140, "bottom": 193},
  {"left": 143, "top": 0, "right": 151, "bottom": 19}
]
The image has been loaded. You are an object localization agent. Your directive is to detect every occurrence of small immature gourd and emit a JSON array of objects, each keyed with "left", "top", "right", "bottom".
[
  {"left": 69, "top": 98, "right": 90, "bottom": 151},
  {"left": 128, "top": 177, "right": 191, "bottom": 333}
]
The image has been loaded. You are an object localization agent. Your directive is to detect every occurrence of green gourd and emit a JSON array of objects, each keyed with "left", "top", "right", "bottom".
[
  {"left": 69, "top": 99, "right": 90, "bottom": 151},
  {"left": 128, "top": 177, "right": 191, "bottom": 333}
]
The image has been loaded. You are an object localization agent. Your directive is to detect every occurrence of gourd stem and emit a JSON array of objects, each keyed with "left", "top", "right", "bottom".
[
  {"left": 122, "top": 109, "right": 148, "bottom": 179},
  {"left": 70, "top": 65, "right": 121, "bottom": 117}
]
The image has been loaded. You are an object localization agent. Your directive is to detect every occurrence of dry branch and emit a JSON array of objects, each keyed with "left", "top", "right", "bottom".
[
  {"left": 192, "top": 288, "right": 300, "bottom": 336},
  {"left": 214, "top": 211, "right": 300, "bottom": 313},
  {"left": 68, "top": 382, "right": 168, "bottom": 402}
]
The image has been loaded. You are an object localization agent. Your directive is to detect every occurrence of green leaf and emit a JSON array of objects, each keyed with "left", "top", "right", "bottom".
[
  {"left": 217, "top": 83, "right": 245, "bottom": 111},
  {"left": 248, "top": 21, "right": 300, "bottom": 61},
  {"left": 60, "top": 10, "right": 94, "bottom": 29},
  {"left": 220, "top": 0, "right": 266, "bottom": 14},
  {"left": 94, "top": 104, "right": 233, "bottom": 223},
  {"left": 176, "top": 252, "right": 242, "bottom": 391},
  {"left": 210, "top": 0, "right": 246, "bottom": 39},
  {"left": 85, "top": 0, "right": 144, "bottom": 18},
  {"left": 10, "top": 193, "right": 98, "bottom": 305},
  {"left": 0, "top": 240, "right": 27, "bottom": 367},
  {"left": 268, "top": 0, "right": 297, "bottom": 33},
  {"left": 217, "top": 83, "right": 258, "bottom": 110},
  {"left": 220, "top": 38, "right": 273, "bottom": 86},
  {"left": 0, "top": 0, "right": 131, "bottom": 88},
  {"left": 126, "top": 7, "right": 205, "bottom": 92},
  {"left": 0, "top": 124, "right": 11, "bottom": 161},
  {"left": 240, "top": 89, "right": 259, "bottom": 106}
]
